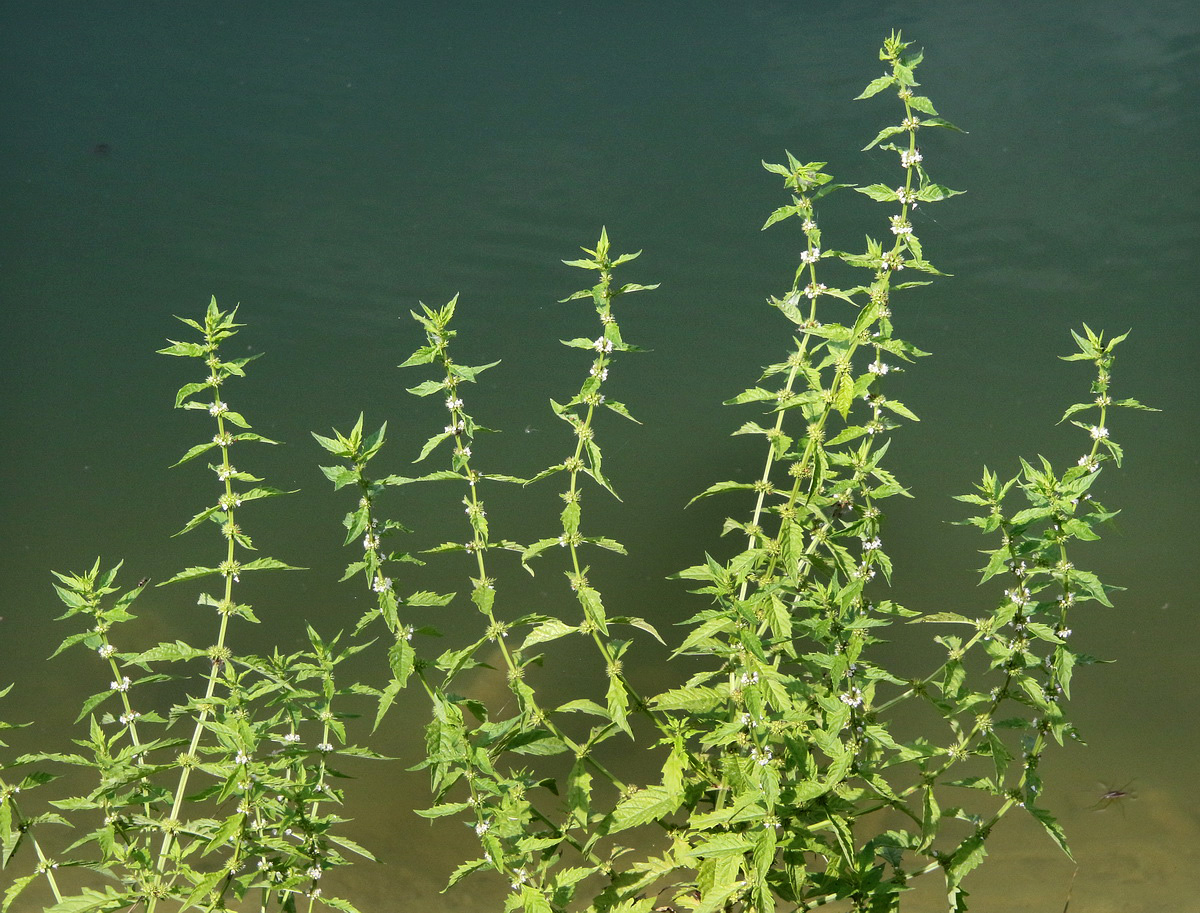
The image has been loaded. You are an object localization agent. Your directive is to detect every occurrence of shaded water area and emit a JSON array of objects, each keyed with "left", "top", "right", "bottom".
[{"left": 2, "top": 2, "right": 1197, "bottom": 910}]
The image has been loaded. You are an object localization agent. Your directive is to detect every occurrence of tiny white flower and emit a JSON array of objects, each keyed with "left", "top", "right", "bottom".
[
  {"left": 306, "top": 865, "right": 323, "bottom": 881},
  {"left": 868, "top": 360, "right": 890, "bottom": 375},
  {"left": 99, "top": 643, "right": 116, "bottom": 658},
  {"left": 1090, "top": 426, "right": 1109, "bottom": 440},
  {"left": 800, "top": 247, "right": 821, "bottom": 265},
  {"left": 804, "top": 282, "right": 827, "bottom": 299},
  {"left": 282, "top": 732, "right": 301, "bottom": 744},
  {"left": 317, "top": 742, "right": 334, "bottom": 753},
  {"left": 900, "top": 149, "right": 923, "bottom": 167},
  {"left": 862, "top": 536, "right": 882, "bottom": 551},
  {"left": 209, "top": 401, "right": 228, "bottom": 417},
  {"left": 475, "top": 820, "right": 491, "bottom": 836},
  {"left": 446, "top": 396, "right": 464, "bottom": 411},
  {"left": 110, "top": 677, "right": 131, "bottom": 692},
  {"left": 235, "top": 751, "right": 249, "bottom": 765}
]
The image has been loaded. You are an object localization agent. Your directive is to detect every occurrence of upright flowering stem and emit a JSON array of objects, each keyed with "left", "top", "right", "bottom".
[{"left": 152, "top": 298, "right": 296, "bottom": 905}]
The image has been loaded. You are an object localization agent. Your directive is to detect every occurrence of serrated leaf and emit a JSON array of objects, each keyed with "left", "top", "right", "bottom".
[
  {"left": 1028, "top": 805, "right": 1073, "bottom": 860},
  {"left": 854, "top": 74, "right": 895, "bottom": 99},
  {"left": 608, "top": 785, "right": 679, "bottom": 833},
  {"left": 520, "top": 620, "right": 578, "bottom": 650}
]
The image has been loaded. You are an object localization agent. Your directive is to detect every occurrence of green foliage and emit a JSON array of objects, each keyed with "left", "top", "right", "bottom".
[{"left": 1, "top": 31, "right": 1153, "bottom": 913}]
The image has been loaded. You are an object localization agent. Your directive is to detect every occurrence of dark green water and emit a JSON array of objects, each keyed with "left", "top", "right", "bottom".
[{"left": 2, "top": 2, "right": 1197, "bottom": 910}]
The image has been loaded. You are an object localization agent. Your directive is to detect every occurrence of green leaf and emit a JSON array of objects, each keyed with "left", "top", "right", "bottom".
[
  {"left": 607, "top": 785, "right": 679, "bottom": 833},
  {"left": 239, "top": 557, "right": 304, "bottom": 573},
  {"left": 157, "top": 565, "right": 221, "bottom": 586},
  {"left": 415, "top": 801, "right": 470, "bottom": 819},
  {"left": 3, "top": 876, "right": 39, "bottom": 913},
  {"left": 74, "top": 690, "right": 117, "bottom": 723},
  {"left": 685, "top": 832, "right": 755, "bottom": 858},
  {"left": 520, "top": 620, "right": 578, "bottom": 650},
  {"left": 388, "top": 639, "right": 416, "bottom": 689},
  {"left": 945, "top": 831, "right": 988, "bottom": 888},
  {"left": 607, "top": 675, "right": 631, "bottom": 737},
  {"left": 855, "top": 183, "right": 898, "bottom": 201},
  {"left": 651, "top": 685, "right": 724, "bottom": 713},
  {"left": 1028, "top": 805, "right": 1073, "bottom": 860},
  {"left": 687, "top": 480, "right": 756, "bottom": 507},
  {"left": 855, "top": 74, "right": 895, "bottom": 99},
  {"left": 405, "top": 379, "right": 447, "bottom": 397},
  {"left": 863, "top": 124, "right": 907, "bottom": 151},
  {"left": 577, "top": 587, "right": 609, "bottom": 635},
  {"left": 448, "top": 360, "right": 500, "bottom": 383},
  {"left": 910, "top": 612, "right": 976, "bottom": 625}
]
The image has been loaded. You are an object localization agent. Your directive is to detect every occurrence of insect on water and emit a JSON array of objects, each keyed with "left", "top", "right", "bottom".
[{"left": 1089, "top": 780, "right": 1137, "bottom": 812}]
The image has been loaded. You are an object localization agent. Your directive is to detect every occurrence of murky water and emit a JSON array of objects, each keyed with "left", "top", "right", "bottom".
[{"left": 2, "top": 2, "right": 1197, "bottom": 910}]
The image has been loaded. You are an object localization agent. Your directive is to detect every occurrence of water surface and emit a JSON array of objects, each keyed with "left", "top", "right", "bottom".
[{"left": 2, "top": 2, "right": 1197, "bottom": 910}]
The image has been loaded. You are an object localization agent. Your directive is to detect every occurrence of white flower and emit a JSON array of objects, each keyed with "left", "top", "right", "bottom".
[
  {"left": 234, "top": 751, "right": 249, "bottom": 765},
  {"left": 1090, "top": 426, "right": 1109, "bottom": 440},
  {"left": 900, "top": 149, "right": 923, "bottom": 167},
  {"left": 317, "top": 742, "right": 334, "bottom": 753},
  {"left": 282, "top": 732, "right": 301, "bottom": 744},
  {"left": 363, "top": 532, "right": 380, "bottom": 550},
  {"left": 868, "top": 361, "right": 890, "bottom": 375},
  {"left": 208, "top": 401, "right": 228, "bottom": 417},
  {"left": 306, "top": 865, "right": 323, "bottom": 881},
  {"left": 446, "top": 396, "right": 464, "bottom": 411},
  {"left": 475, "top": 820, "right": 491, "bottom": 836},
  {"left": 749, "top": 746, "right": 773, "bottom": 767},
  {"left": 371, "top": 576, "right": 393, "bottom": 594},
  {"left": 803, "top": 282, "right": 827, "bottom": 299},
  {"left": 589, "top": 365, "right": 609, "bottom": 380},
  {"left": 800, "top": 247, "right": 821, "bottom": 265},
  {"left": 862, "top": 536, "right": 882, "bottom": 551},
  {"left": 802, "top": 218, "right": 816, "bottom": 231},
  {"left": 895, "top": 188, "right": 915, "bottom": 205},
  {"left": 119, "top": 711, "right": 141, "bottom": 724},
  {"left": 889, "top": 215, "right": 913, "bottom": 235},
  {"left": 98, "top": 644, "right": 116, "bottom": 658},
  {"left": 592, "top": 336, "right": 614, "bottom": 353},
  {"left": 110, "top": 677, "right": 131, "bottom": 692},
  {"left": 217, "top": 466, "right": 236, "bottom": 481}
]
